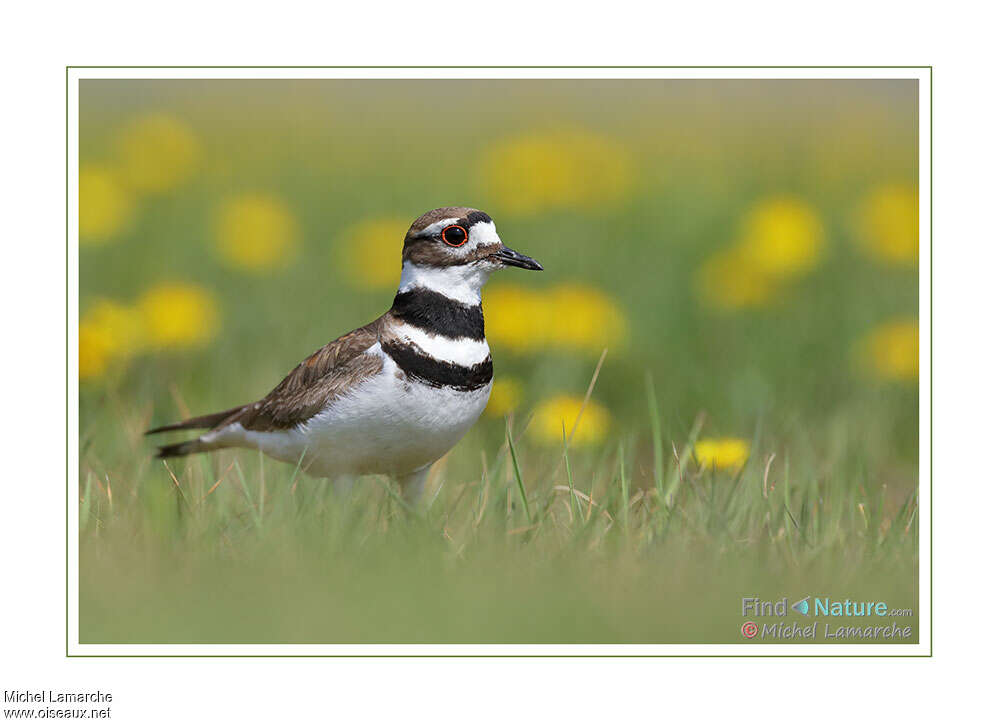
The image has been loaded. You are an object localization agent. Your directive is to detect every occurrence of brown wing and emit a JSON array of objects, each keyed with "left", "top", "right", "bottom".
[{"left": 221, "top": 319, "right": 385, "bottom": 432}]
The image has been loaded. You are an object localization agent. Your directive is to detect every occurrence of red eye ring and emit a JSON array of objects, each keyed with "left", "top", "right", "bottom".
[{"left": 441, "top": 224, "right": 468, "bottom": 247}]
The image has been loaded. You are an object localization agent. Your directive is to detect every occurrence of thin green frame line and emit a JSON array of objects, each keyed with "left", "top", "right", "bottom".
[{"left": 66, "top": 65, "right": 931, "bottom": 658}]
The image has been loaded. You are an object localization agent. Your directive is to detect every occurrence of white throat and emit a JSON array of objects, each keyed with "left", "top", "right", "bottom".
[{"left": 398, "top": 261, "right": 492, "bottom": 306}]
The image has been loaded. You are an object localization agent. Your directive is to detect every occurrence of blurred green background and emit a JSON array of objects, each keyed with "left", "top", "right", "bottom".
[{"left": 78, "top": 79, "right": 919, "bottom": 645}]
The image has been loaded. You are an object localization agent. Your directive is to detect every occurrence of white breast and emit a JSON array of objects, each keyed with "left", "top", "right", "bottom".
[{"left": 306, "top": 348, "right": 491, "bottom": 476}]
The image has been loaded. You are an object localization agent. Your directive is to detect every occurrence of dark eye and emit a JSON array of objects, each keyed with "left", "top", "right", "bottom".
[{"left": 442, "top": 225, "right": 468, "bottom": 247}]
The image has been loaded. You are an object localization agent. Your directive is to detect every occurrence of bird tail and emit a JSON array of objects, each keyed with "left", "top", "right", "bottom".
[
  {"left": 154, "top": 438, "right": 209, "bottom": 459},
  {"left": 145, "top": 404, "right": 246, "bottom": 435},
  {"left": 147, "top": 404, "right": 248, "bottom": 459}
]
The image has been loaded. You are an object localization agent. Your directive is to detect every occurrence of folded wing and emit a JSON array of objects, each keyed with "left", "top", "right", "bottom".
[{"left": 147, "top": 320, "right": 384, "bottom": 457}]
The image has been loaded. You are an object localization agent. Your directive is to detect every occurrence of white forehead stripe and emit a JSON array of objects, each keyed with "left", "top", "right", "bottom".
[
  {"left": 397, "top": 323, "right": 490, "bottom": 366},
  {"left": 419, "top": 218, "right": 462, "bottom": 236}
]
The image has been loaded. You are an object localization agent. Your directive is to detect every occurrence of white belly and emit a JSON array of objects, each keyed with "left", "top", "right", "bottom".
[{"left": 230, "top": 351, "right": 491, "bottom": 478}]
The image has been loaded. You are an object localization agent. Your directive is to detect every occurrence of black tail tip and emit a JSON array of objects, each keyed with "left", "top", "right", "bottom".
[{"left": 154, "top": 441, "right": 198, "bottom": 459}]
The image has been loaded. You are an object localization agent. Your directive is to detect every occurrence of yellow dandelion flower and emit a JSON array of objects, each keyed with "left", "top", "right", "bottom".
[
  {"left": 696, "top": 197, "right": 825, "bottom": 312},
  {"left": 531, "top": 395, "right": 611, "bottom": 447},
  {"left": 84, "top": 299, "right": 146, "bottom": 357},
  {"left": 856, "top": 319, "right": 918, "bottom": 382},
  {"left": 485, "top": 376, "right": 524, "bottom": 418},
  {"left": 484, "top": 283, "right": 628, "bottom": 354},
  {"left": 481, "top": 128, "right": 634, "bottom": 215},
  {"left": 734, "top": 197, "right": 825, "bottom": 278},
  {"left": 695, "top": 248, "right": 778, "bottom": 310},
  {"left": 115, "top": 114, "right": 200, "bottom": 193},
  {"left": 547, "top": 284, "right": 628, "bottom": 352},
  {"left": 483, "top": 284, "right": 551, "bottom": 354},
  {"left": 336, "top": 217, "right": 410, "bottom": 289},
  {"left": 215, "top": 194, "right": 300, "bottom": 272},
  {"left": 694, "top": 438, "right": 750, "bottom": 471},
  {"left": 79, "top": 322, "right": 112, "bottom": 380},
  {"left": 137, "top": 282, "right": 219, "bottom": 349},
  {"left": 79, "top": 164, "right": 134, "bottom": 243},
  {"left": 856, "top": 185, "right": 918, "bottom": 266},
  {"left": 78, "top": 299, "right": 146, "bottom": 379}
]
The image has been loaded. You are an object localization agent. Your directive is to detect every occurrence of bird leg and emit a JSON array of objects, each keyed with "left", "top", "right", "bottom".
[{"left": 398, "top": 466, "right": 431, "bottom": 506}]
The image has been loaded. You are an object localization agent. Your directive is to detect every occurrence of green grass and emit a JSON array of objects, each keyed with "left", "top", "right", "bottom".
[
  {"left": 78, "top": 79, "right": 919, "bottom": 645},
  {"left": 80, "top": 378, "right": 917, "bottom": 644}
]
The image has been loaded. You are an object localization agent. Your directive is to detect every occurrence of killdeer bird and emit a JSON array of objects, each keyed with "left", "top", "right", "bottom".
[{"left": 147, "top": 207, "right": 542, "bottom": 503}]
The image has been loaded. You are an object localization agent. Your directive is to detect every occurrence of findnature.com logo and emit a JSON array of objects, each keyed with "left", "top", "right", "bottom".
[{"left": 739, "top": 596, "right": 915, "bottom": 641}]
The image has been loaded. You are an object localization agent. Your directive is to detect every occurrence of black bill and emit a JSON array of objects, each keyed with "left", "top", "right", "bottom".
[{"left": 491, "top": 245, "right": 543, "bottom": 271}]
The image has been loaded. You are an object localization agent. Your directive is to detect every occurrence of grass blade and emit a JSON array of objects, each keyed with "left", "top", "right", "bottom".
[
  {"left": 506, "top": 419, "right": 532, "bottom": 522},
  {"left": 663, "top": 413, "right": 705, "bottom": 508},
  {"left": 645, "top": 373, "right": 664, "bottom": 497},
  {"left": 81, "top": 472, "right": 93, "bottom": 530},
  {"left": 562, "top": 423, "right": 583, "bottom": 524},
  {"left": 234, "top": 460, "right": 262, "bottom": 529},
  {"left": 619, "top": 440, "right": 630, "bottom": 537},
  {"left": 567, "top": 349, "right": 608, "bottom": 447}
]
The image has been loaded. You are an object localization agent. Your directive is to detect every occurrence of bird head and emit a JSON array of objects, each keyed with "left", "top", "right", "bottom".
[{"left": 397, "top": 207, "right": 542, "bottom": 304}]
